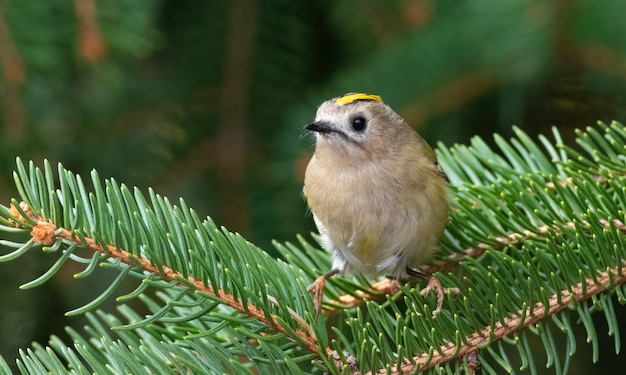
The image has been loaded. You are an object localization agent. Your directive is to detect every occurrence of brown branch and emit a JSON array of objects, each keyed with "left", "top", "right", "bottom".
[
  {"left": 0, "top": 6, "right": 24, "bottom": 83},
  {"left": 18, "top": 203, "right": 626, "bottom": 373},
  {"left": 215, "top": 0, "right": 258, "bottom": 236},
  {"left": 24, "top": 213, "right": 328, "bottom": 357},
  {"left": 399, "top": 73, "right": 497, "bottom": 130},
  {"left": 75, "top": 0, "right": 105, "bottom": 61},
  {"left": 0, "top": 5, "right": 26, "bottom": 141},
  {"left": 325, "top": 218, "right": 626, "bottom": 313},
  {"left": 374, "top": 260, "right": 626, "bottom": 374},
  {"left": 578, "top": 44, "right": 626, "bottom": 82},
  {"left": 324, "top": 245, "right": 488, "bottom": 314}
]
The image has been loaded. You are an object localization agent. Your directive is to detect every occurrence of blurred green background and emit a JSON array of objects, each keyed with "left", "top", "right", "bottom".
[{"left": 1, "top": 0, "right": 626, "bottom": 373}]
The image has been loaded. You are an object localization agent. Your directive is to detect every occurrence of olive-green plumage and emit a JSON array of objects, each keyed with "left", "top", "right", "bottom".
[{"left": 303, "top": 93, "right": 449, "bottom": 281}]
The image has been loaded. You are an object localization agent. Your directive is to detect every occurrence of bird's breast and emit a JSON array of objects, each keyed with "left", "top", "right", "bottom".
[{"left": 304, "top": 158, "right": 421, "bottom": 266}]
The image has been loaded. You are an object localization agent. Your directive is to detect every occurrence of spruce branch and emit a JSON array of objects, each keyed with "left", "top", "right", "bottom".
[
  {"left": 321, "top": 246, "right": 487, "bottom": 314},
  {"left": 378, "top": 253, "right": 626, "bottom": 374},
  {"left": 9, "top": 205, "right": 325, "bottom": 356},
  {"left": 3, "top": 121, "right": 626, "bottom": 373},
  {"left": 329, "top": 216, "right": 626, "bottom": 312}
]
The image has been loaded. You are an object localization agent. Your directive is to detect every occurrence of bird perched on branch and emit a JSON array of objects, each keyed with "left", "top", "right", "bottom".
[{"left": 303, "top": 93, "right": 451, "bottom": 316}]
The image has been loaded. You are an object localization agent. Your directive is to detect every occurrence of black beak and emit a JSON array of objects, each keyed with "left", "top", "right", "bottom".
[{"left": 305, "top": 121, "right": 333, "bottom": 134}]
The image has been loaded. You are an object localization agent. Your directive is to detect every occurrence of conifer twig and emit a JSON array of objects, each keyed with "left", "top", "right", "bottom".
[
  {"left": 19, "top": 207, "right": 328, "bottom": 357},
  {"left": 374, "top": 260, "right": 626, "bottom": 374},
  {"left": 325, "top": 218, "right": 626, "bottom": 312}
]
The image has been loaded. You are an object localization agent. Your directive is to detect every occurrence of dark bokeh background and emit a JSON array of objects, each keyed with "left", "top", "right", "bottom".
[{"left": 1, "top": 0, "right": 626, "bottom": 373}]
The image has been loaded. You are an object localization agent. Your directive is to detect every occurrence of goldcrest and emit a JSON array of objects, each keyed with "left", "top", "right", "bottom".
[{"left": 303, "top": 93, "right": 449, "bottom": 314}]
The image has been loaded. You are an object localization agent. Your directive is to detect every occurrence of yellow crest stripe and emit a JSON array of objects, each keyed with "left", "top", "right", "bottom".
[{"left": 335, "top": 93, "right": 382, "bottom": 106}]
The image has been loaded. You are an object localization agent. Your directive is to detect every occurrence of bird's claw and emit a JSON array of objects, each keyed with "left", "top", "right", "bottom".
[
  {"left": 307, "top": 276, "right": 327, "bottom": 318},
  {"left": 420, "top": 277, "right": 460, "bottom": 318}
]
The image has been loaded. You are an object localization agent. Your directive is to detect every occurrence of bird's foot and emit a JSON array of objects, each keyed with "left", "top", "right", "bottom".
[
  {"left": 307, "top": 268, "right": 340, "bottom": 318},
  {"left": 420, "top": 277, "right": 460, "bottom": 318}
]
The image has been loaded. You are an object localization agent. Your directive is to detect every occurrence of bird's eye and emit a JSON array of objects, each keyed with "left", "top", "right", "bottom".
[{"left": 351, "top": 117, "right": 366, "bottom": 131}]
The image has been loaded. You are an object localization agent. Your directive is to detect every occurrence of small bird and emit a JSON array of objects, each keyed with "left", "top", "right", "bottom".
[{"left": 303, "top": 93, "right": 450, "bottom": 316}]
